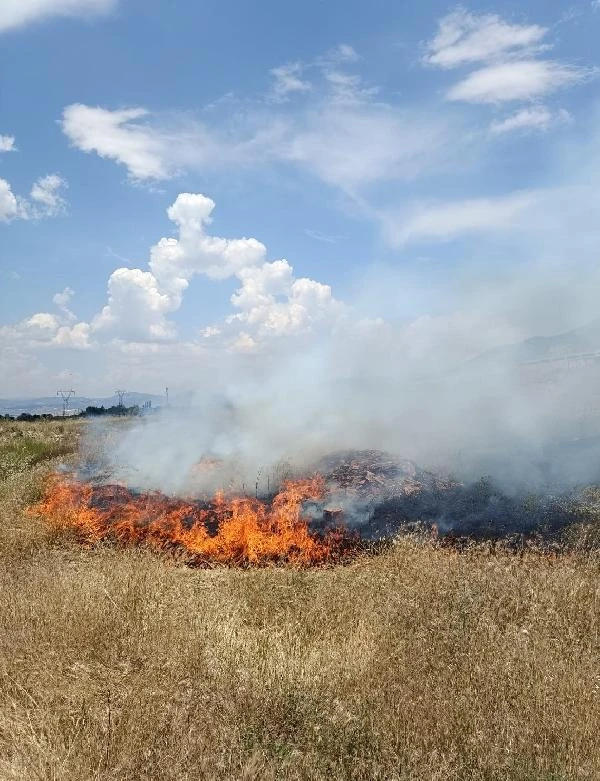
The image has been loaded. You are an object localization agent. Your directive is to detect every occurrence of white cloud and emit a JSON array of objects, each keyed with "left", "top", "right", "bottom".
[
  {"left": 447, "top": 60, "right": 593, "bottom": 104},
  {"left": 157, "top": 193, "right": 267, "bottom": 284},
  {"left": 270, "top": 63, "right": 311, "bottom": 101},
  {"left": 52, "top": 322, "right": 91, "bottom": 348},
  {"left": 52, "top": 287, "right": 74, "bottom": 309},
  {"left": 27, "top": 313, "right": 60, "bottom": 330},
  {"left": 424, "top": 10, "right": 595, "bottom": 109},
  {"left": 304, "top": 229, "right": 344, "bottom": 244},
  {"left": 53, "top": 286, "right": 77, "bottom": 322},
  {"left": 317, "top": 43, "right": 360, "bottom": 67},
  {"left": 0, "top": 135, "right": 16, "bottom": 152},
  {"left": 284, "top": 104, "right": 452, "bottom": 190},
  {"left": 489, "top": 106, "right": 570, "bottom": 134},
  {"left": 92, "top": 268, "right": 177, "bottom": 342},
  {"left": 0, "top": 178, "right": 19, "bottom": 221},
  {"left": 227, "top": 260, "right": 342, "bottom": 341},
  {"left": 62, "top": 105, "right": 171, "bottom": 180},
  {"left": 229, "top": 260, "right": 294, "bottom": 312},
  {"left": 0, "top": 174, "right": 67, "bottom": 221},
  {"left": 384, "top": 190, "right": 538, "bottom": 247},
  {"left": 229, "top": 332, "right": 257, "bottom": 353},
  {"left": 4, "top": 289, "right": 92, "bottom": 351},
  {"left": 0, "top": 0, "right": 117, "bottom": 33},
  {"left": 61, "top": 103, "right": 289, "bottom": 181},
  {"left": 424, "top": 9, "right": 547, "bottom": 69},
  {"left": 87, "top": 193, "right": 342, "bottom": 348},
  {"left": 6, "top": 311, "right": 90, "bottom": 350},
  {"left": 62, "top": 81, "right": 455, "bottom": 190},
  {"left": 28, "top": 174, "right": 67, "bottom": 217}
]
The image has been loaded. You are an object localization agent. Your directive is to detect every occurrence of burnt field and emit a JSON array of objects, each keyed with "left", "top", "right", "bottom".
[{"left": 1, "top": 418, "right": 600, "bottom": 780}]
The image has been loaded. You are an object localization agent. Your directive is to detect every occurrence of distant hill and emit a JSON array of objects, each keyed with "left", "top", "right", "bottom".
[
  {"left": 468, "top": 319, "right": 600, "bottom": 368},
  {"left": 0, "top": 392, "right": 165, "bottom": 417}
]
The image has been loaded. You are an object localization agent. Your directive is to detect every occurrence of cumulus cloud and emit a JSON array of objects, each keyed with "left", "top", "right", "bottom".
[
  {"left": 423, "top": 9, "right": 547, "bottom": 69},
  {"left": 447, "top": 60, "right": 593, "bottom": 104},
  {"left": 52, "top": 322, "right": 91, "bottom": 348},
  {"left": 0, "top": 174, "right": 67, "bottom": 222},
  {"left": 0, "top": 0, "right": 117, "bottom": 33},
  {"left": 0, "top": 179, "right": 19, "bottom": 221},
  {"left": 5, "top": 309, "right": 91, "bottom": 351},
  {"left": 92, "top": 268, "right": 178, "bottom": 341},
  {"left": 0, "top": 285, "right": 90, "bottom": 358},
  {"left": 28, "top": 174, "right": 68, "bottom": 217},
  {"left": 87, "top": 193, "right": 342, "bottom": 349},
  {"left": 0, "top": 135, "right": 16, "bottom": 152},
  {"left": 227, "top": 260, "right": 341, "bottom": 341},
  {"left": 27, "top": 312, "right": 60, "bottom": 331}
]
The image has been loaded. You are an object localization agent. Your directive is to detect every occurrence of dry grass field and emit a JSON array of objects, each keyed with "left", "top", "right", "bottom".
[{"left": 0, "top": 419, "right": 599, "bottom": 780}]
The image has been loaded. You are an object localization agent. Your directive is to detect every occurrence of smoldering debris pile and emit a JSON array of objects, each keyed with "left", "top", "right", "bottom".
[
  {"left": 305, "top": 449, "right": 457, "bottom": 538},
  {"left": 309, "top": 449, "right": 595, "bottom": 541},
  {"left": 317, "top": 449, "right": 457, "bottom": 497}
]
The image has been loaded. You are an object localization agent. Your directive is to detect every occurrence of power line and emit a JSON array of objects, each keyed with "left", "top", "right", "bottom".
[{"left": 57, "top": 389, "right": 76, "bottom": 417}]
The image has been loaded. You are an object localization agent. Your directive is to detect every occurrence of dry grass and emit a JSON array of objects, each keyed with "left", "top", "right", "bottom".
[{"left": 0, "top": 420, "right": 599, "bottom": 780}]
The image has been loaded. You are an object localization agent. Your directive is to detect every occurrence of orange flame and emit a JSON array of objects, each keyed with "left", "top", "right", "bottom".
[{"left": 29, "top": 473, "right": 357, "bottom": 566}]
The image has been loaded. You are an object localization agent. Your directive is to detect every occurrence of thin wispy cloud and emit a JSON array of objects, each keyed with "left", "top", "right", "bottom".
[
  {"left": 447, "top": 60, "right": 594, "bottom": 103},
  {"left": 382, "top": 190, "right": 539, "bottom": 247},
  {"left": 489, "top": 106, "right": 570, "bottom": 134},
  {"left": 269, "top": 63, "right": 311, "bottom": 102},
  {"left": 424, "top": 9, "right": 596, "bottom": 106},
  {"left": 423, "top": 9, "right": 548, "bottom": 69},
  {"left": 304, "top": 229, "right": 345, "bottom": 244}
]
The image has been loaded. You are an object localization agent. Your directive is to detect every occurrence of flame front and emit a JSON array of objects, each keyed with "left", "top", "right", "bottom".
[{"left": 29, "top": 474, "right": 356, "bottom": 566}]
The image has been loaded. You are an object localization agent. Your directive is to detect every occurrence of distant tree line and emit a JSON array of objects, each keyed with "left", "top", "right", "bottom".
[
  {"left": 1, "top": 404, "right": 142, "bottom": 422},
  {"left": 82, "top": 404, "right": 141, "bottom": 417}
]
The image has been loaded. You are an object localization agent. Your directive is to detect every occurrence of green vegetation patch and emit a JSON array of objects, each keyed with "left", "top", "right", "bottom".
[{"left": 0, "top": 431, "right": 74, "bottom": 480}]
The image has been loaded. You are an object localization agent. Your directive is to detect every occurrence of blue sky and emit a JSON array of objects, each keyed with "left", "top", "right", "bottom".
[{"left": 2, "top": 0, "right": 600, "bottom": 397}]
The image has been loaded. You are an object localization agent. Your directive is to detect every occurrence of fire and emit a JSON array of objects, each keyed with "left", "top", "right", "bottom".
[{"left": 29, "top": 473, "right": 357, "bottom": 566}]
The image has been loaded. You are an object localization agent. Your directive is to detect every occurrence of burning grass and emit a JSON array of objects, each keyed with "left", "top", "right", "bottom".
[
  {"left": 2, "top": 419, "right": 600, "bottom": 779},
  {"left": 28, "top": 473, "right": 360, "bottom": 566}
]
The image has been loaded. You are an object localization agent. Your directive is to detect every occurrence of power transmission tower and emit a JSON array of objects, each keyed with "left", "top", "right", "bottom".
[
  {"left": 115, "top": 389, "right": 127, "bottom": 408},
  {"left": 57, "top": 389, "right": 75, "bottom": 417},
  {"left": 165, "top": 387, "right": 169, "bottom": 406}
]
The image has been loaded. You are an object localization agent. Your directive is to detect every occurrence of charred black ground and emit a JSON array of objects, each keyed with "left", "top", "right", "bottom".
[{"left": 307, "top": 449, "right": 600, "bottom": 543}]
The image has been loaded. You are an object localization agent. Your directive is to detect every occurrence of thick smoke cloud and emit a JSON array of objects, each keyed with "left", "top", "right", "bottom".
[{"left": 91, "top": 257, "right": 600, "bottom": 498}]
